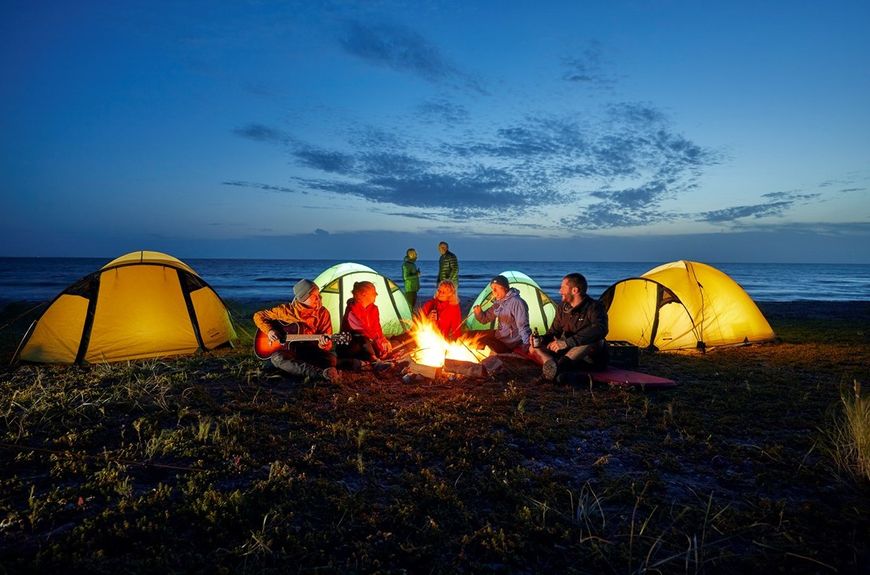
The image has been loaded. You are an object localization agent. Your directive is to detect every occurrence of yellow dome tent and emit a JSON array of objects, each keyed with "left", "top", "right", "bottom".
[
  {"left": 16, "top": 251, "right": 237, "bottom": 363},
  {"left": 463, "top": 270, "right": 556, "bottom": 336},
  {"left": 313, "top": 262, "right": 411, "bottom": 337},
  {"left": 600, "top": 260, "right": 775, "bottom": 351}
]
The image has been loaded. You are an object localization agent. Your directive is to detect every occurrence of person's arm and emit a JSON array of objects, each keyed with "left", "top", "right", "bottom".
[
  {"left": 444, "top": 303, "right": 463, "bottom": 339},
  {"left": 315, "top": 309, "right": 334, "bottom": 350},
  {"left": 253, "top": 305, "right": 287, "bottom": 342},
  {"left": 345, "top": 306, "right": 369, "bottom": 335},
  {"left": 540, "top": 307, "right": 563, "bottom": 346},
  {"left": 473, "top": 303, "right": 494, "bottom": 323},
  {"left": 565, "top": 301, "right": 609, "bottom": 347},
  {"left": 515, "top": 301, "right": 531, "bottom": 346}
]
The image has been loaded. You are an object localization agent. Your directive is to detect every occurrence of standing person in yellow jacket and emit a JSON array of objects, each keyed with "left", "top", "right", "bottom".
[{"left": 253, "top": 279, "right": 340, "bottom": 383}]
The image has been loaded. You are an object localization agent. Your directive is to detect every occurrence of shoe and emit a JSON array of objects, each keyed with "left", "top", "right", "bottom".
[
  {"left": 542, "top": 359, "right": 558, "bottom": 381},
  {"left": 321, "top": 367, "right": 341, "bottom": 383},
  {"left": 371, "top": 361, "right": 393, "bottom": 373}
]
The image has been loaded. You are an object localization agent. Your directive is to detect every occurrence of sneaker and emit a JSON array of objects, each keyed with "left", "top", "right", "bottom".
[
  {"left": 542, "top": 359, "right": 558, "bottom": 381},
  {"left": 321, "top": 367, "right": 341, "bottom": 383},
  {"left": 371, "top": 361, "right": 393, "bottom": 373}
]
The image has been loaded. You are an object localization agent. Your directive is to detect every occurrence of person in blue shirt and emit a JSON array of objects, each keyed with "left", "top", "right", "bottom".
[{"left": 472, "top": 275, "right": 531, "bottom": 354}]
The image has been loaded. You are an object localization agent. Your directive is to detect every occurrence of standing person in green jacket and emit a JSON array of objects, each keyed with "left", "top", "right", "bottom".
[
  {"left": 402, "top": 248, "right": 421, "bottom": 309},
  {"left": 437, "top": 241, "right": 459, "bottom": 290}
]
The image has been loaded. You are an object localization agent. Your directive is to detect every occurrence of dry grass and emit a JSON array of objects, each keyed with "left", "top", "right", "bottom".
[
  {"left": 0, "top": 299, "right": 868, "bottom": 573},
  {"left": 823, "top": 380, "right": 870, "bottom": 483}
]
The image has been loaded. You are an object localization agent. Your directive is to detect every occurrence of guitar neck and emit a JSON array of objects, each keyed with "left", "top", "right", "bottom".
[{"left": 281, "top": 334, "right": 327, "bottom": 343}]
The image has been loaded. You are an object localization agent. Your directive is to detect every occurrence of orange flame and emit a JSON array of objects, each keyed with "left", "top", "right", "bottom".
[{"left": 409, "top": 314, "right": 491, "bottom": 367}]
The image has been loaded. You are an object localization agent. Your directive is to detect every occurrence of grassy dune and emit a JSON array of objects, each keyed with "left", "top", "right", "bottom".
[{"left": 0, "top": 300, "right": 868, "bottom": 573}]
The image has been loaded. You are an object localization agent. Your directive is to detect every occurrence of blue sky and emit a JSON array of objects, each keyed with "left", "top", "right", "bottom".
[{"left": 2, "top": 0, "right": 868, "bottom": 263}]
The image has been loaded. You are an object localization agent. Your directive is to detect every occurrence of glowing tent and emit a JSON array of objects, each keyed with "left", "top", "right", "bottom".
[
  {"left": 463, "top": 270, "right": 556, "bottom": 336},
  {"left": 313, "top": 262, "right": 411, "bottom": 337},
  {"left": 600, "top": 260, "right": 775, "bottom": 351},
  {"left": 17, "top": 251, "right": 237, "bottom": 364}
]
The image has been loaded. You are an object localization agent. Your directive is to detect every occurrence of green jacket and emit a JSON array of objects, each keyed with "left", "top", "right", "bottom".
[
  {"left": 438, "top": 250, "right": 459, "bottom": 287},
  {"left": 403, "top": 257, "right": 420, "bottom": 293}
]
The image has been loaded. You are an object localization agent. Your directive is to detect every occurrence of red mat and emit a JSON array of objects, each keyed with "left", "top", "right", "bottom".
[{"left": 590, "top": 367, "right": 677, "bottom": 389}]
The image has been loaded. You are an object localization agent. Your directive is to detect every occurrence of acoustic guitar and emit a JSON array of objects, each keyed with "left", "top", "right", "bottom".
[{"left": 253, "top": 322, "right": 352, "bottom": 360}]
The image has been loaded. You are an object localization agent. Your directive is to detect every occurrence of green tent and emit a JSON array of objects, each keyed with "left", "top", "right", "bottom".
[
  {"left": 313, "top": 262, "right": 412, "bottom": 337},
  {"left": 463, "top": 270, "right": 556, "bottom": 336}
]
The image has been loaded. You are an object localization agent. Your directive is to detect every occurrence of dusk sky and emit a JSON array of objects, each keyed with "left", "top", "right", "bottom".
[{"left": 2, "top": 1, "right": 869, "bottom": 263}]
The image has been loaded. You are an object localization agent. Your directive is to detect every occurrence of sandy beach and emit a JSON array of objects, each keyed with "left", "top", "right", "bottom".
[{"left": 1, "top": 299, "right": 868, "bottom": 572}]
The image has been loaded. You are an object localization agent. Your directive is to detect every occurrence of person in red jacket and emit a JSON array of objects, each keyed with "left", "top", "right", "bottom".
[
  {"left": 419, "top": 280, "right": 462, "bottom": 340},
  {"left": 340, "top": 280, "right": 393, "bottom": 362}
]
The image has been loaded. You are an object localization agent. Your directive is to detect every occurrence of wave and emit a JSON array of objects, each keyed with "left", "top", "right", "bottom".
[{"left": 253, "top": 277, "right": 301, "bottom": 283}]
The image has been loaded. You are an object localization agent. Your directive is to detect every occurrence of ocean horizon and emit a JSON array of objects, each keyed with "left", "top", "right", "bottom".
[{"left": 1, "top": 257, "right": 868, "bottom": 304}]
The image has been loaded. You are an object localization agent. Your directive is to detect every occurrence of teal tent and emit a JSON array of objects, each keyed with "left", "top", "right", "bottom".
[
  {"left": 313, "top": 262, "right": 412, "bottom": 337},
  {"left": 463, "top": 270, "right": 556, "bottom": 336}
]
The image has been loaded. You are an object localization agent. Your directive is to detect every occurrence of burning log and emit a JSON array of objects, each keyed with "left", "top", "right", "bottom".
[
  {"left": 407, "top": 358, "right": 441, "bottom": 380},
  {"left": 400, "top": 314, "right": 495, "bottom": 380},
  {"left": 443, "top": 358, "right": 487, "bottom": 378}
]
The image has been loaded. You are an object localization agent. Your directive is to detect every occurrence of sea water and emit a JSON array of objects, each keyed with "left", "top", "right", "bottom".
[{"left": 0, "top": 257, "right": 868, "bottom": 304}]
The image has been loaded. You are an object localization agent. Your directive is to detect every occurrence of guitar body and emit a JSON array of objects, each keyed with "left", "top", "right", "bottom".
[{"left": 253, "top": 322, "right": 351, "bottom": 360}]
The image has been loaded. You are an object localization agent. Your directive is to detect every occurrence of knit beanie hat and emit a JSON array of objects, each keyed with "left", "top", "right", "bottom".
[
  {"left": 293, "top": 279, "right": 317, "bottom": 302},
  {"left": 490, "top": 275, "right": 510, "bottom": 290}
]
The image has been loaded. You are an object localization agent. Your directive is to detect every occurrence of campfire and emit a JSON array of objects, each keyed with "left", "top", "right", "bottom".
[{"left": 401, "top": 316, "right": 493, "bottom": 379}]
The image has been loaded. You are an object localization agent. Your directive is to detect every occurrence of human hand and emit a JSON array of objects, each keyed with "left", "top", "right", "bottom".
[
  {"left": 267, "top": 330, "right": 281, "bottom": 343},
  {"left": 318, "top": 335, "right": 332, "bottom": 350},
  {"left": 473, "top": 305, "right": 481, "bottom": 314},
  {"left": 547, "top": 339, "right": 565, "bottom": 352}
]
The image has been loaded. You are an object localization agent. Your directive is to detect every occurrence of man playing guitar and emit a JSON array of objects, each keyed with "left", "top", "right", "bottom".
[{"left": 252, "top": 279, "right": 341, "bottom": 383}]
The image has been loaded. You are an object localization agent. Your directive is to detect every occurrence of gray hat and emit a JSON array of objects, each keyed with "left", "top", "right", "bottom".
[
  {"left": 490, "top": 275, "right": 510, "bottom": 290},
  {"left": 293, "top": 279, "right": 317, "bottom": 302}
]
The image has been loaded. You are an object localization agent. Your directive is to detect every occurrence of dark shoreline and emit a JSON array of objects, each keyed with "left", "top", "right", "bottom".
[{"left": 3, "top": 297, "right": 870, "bottom": 324}]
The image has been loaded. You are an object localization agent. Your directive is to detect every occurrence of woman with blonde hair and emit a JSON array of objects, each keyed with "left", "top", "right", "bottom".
[{"left": 419, "top": 280, "right": 462, "bottom": 340}]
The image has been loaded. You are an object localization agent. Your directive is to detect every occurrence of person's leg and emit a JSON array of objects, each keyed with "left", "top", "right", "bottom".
[
  {"left": 295, "top": 343, "right": 337, "bottom": 369},
  {"left": 271, "top": 346, "right": 339, "bottom": 382},
  {"left": 527, "top": 345, "right": 551, "bottom": 366},
  {"left": 552, "top": 344, "right": 606, "bottom": 385},
  {"left": 270, "top": 351, "right": 320, "bottom": 378},
  {"left": 342, "top": 336, "right": 378, "bottom": 362},
  {"left": 478, "top": 332, "right": 514, "bottom": 354},
  {"left": 562, "top": 341, "right": 607, "bottom": 370}
]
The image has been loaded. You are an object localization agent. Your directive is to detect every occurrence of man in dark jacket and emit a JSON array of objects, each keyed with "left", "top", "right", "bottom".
[
  {"left": 437, "top": 241, "right": 459, "bottom": 289},
  {"left": 529, "top": 273, "right": 608, "bottom": 382}
]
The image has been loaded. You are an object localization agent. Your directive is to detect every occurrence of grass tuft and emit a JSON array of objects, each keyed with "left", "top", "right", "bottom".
[{"left": 823, "top": 380, "right": 870, "bottom": 482}]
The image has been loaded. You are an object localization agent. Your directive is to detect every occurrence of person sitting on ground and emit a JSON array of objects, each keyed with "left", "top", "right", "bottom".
[
  {"left": 528, "top": 272, "right": 608, "bottom": 383},
  {"left": 419, "top": 280, "right": 462, "bottom": 340},
  {"left": 472, "top": 275, "right": 531, "bottom": 355},
  {"left": 340, "top": 280, "right": 393, "bottom": 363},
  {"left": 253, "top": 279, "right": 340, "bottom": 383}
]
